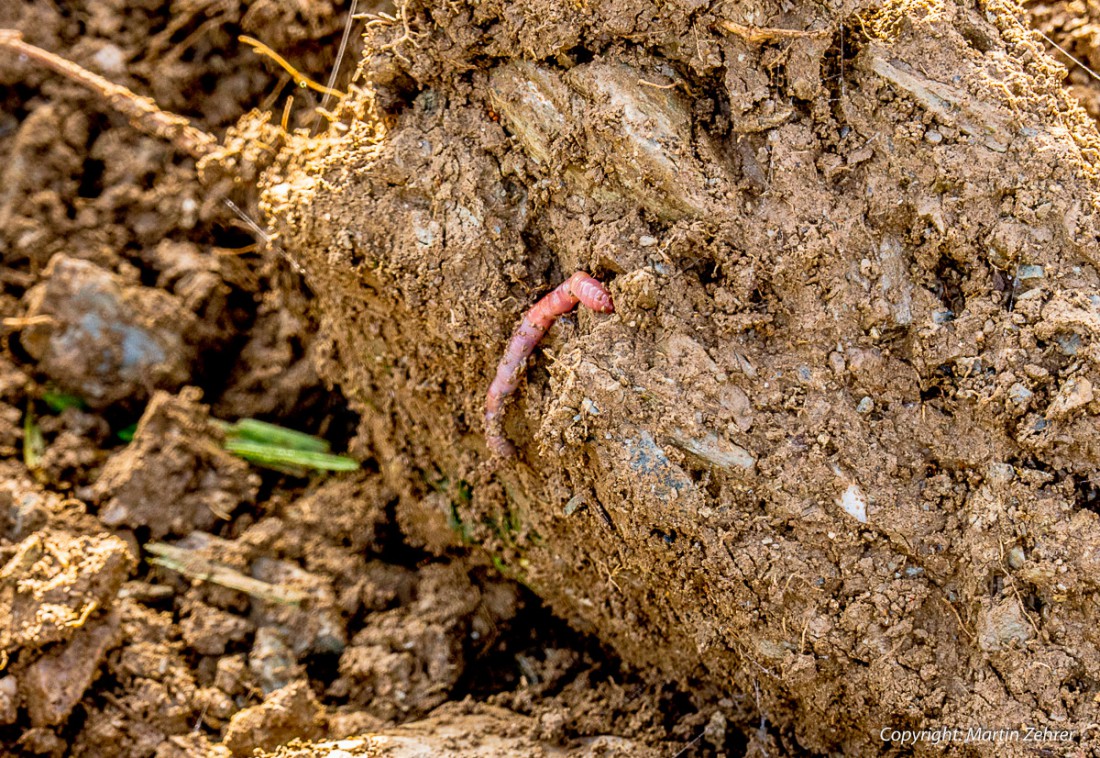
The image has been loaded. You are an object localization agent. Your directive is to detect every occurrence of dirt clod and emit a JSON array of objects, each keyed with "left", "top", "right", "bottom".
[
  {"left": 21, "top": 609, "right": 120, "bottom": 727},
  {"left": 260, "top": 0, "right": 1100, "bottom": 752},
  {"left": 223, "top": 680, "right": 327, "bottom": 758},
  {"left": 179, "top": 598, "right": 251, "bottom": 657},
  {"left": 1, "top": 529, "right": 133, "bottom": 653},
  {"left": 92, "top": 387, "right": 260, "bottom": 537},
  {"left": 21, "top": 256, "right": 202, "bottom": 408},
  {"left": 332, "top": 564, "right": 493, "bottom": 721}
]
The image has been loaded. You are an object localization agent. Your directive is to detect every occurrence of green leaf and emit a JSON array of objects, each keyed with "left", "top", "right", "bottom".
[
  {"left": 116, "top": 423, "right": 138, "bottom": 442},
  {"left": 41, "top": 390, "right": 86, "bottom": 413}
]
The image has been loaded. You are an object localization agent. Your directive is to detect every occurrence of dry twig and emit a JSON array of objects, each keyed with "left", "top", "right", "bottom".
[
  {"left": 0, "top": 29, "right": 216, "bottom": 159},
  {"left": 716, "top": 19, "right": 831, "bottom": 44}
]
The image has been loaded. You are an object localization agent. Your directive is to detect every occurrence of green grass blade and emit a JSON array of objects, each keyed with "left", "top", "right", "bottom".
[
  {"left": 223, "top": 438, "right": 358, "bottom": 472},
  {"left": 226, "top": 418, "right": 331, "bottom": 453},
  {"left": 22, "top": 405, "right": 43, "bottom": 470}
]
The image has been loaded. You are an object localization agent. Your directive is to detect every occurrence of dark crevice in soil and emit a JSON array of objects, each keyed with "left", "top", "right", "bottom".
[
  {"left": 1074, "top": 474, "right": 1100, "bottom": 515},
  {"left": 932, "top": 255, "right": 967, "bottom": 315}
]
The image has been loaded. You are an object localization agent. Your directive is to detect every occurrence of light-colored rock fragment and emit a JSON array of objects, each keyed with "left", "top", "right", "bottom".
[
  {"left": 1045, "top": 377, "right": 1093, "bottom": 420},
  {"left": 670, "top": 431, "right": 756, "bottom": 472},
  {"left": 876, "top": 238, "right": 914, "bottom": 326},
  {"left": 838, "top": 483, "right": 868, "bottom": 523},
  {"left": 488, "top": 60, "right": 735, "bottom": 221},
  {"left": 977, "top": 598, "right": 1033, "bottom": 652}
]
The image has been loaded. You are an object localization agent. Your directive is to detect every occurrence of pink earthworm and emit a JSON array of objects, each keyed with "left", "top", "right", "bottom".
[{"left": 485, "top": 271, "right": 614, "bottom": 457}]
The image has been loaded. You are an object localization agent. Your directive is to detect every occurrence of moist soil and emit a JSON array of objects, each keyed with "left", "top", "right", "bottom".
[{"left": 4, "top": 0, "right": 1100, "bottom": 756}]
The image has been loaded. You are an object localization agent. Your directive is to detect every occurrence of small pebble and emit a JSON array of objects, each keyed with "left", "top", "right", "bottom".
[
  {"left": 838, "top": 483, "right": 868, "bottom": 523},
  {"left": 704, "top": 711, "right": 728, "bottom": 749},
  {"left": 639, "top": 235, "right": 658, "bottom": 247},
  {"left": 986, "top": 462, "right": 1015, "bottom": 486},
  {"left": 1007, "top": 545, "right": 1026, "bottom": 569},
  {"left": 92, "top": 44, "right": 126, "bottom": 75},
  {"left": 249, "top": 627, "right": 299, "bottom": 694},
  {"left": 1016, "top": 264, "right": 1045, "bottom": 281},
  {"left": 564, "top": 493, "right": 585, "bottom": 516},
  {"left": 828, "top": 351, "right": 846, "bottom": 375},
  {"left": 857, "top": 397, "right": 874, "bottom": 414},
  {"left": 1008, "top": 383, "right": 1033, "bottom": 406},
  {"left": 0, "top": 676, "right": 17, "bottom": 725},
  {"left": 1057, "top": 333, "right": 1080, "bottom": 356},
  {"left": 924, "top": 130, "right": 943, "bottom": 144}
]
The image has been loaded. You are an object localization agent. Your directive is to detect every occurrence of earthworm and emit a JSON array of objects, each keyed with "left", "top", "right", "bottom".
[{"left": 486, "top": 271, "right": 614, "bottom": 457}]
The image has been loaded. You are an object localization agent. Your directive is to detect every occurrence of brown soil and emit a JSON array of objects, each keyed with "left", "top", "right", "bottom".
[{"left": 5, "top": 0, "right": 1100, "bottom": 756}]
